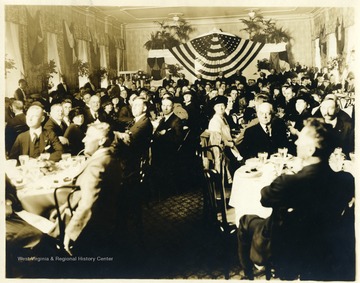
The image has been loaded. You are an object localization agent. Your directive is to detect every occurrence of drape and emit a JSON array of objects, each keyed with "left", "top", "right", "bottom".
[
  {"left": 99, "top": 45, "right": 107, "bottom": 88},
  {"left": 314, "top": 38, "right": 321, "bottom": 69},
  {"left": 47, "top": 32, "right": 61, "bottom": 91},
  {"left": 77, "top": 39, "right": 89, "bottom": 87},
  {"left": 5, "top": 22, "right": 24, "bottom": 98}
]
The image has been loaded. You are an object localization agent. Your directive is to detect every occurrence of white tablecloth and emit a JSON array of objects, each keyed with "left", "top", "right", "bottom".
[{"left": 229, "top": 163, "right": 275, "bottom": 226}]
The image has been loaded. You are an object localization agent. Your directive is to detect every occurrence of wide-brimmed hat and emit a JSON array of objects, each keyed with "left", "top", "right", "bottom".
[{"left": 209, "top": 95, "right": 228, "bottom": 108}]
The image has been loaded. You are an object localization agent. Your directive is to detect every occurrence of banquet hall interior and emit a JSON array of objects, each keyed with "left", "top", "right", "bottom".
[{"left": 4, "top": 3, "right": 357, "bottom": 280}]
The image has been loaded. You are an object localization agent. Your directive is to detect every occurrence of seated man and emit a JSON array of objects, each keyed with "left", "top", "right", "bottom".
[
  {"left": 238, "top": 102, "right": 289, "bottom": 160},
  {"left": 52, "top": 122, "right": 123, "bottom": 256},
  {"left": 237, "top": 118, "right": 354, "bottom": 280},
  {"left": 5, "top": 100, "right": 28, "bottom": 155},
  {"left": 319, "top": 96, "right": 354, "bottom": 155},
  {"left": 9, "top": 103, "right": 63, "bottom": 162},
  {"left": 44, "top": 103, "right": 69, "bottom": 146}
]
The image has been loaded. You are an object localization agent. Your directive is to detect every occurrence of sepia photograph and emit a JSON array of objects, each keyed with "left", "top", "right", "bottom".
[{"left": 2, "top": 0, "right": 358, "bottom": 280}]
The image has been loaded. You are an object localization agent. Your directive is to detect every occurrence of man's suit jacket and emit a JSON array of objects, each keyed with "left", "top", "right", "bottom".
[
  {"left": 9, "top": 129, "right": 63, "bottom": 161},
  {"left": 152, "top": 113, "right": 183, "bottom": 164},
  {"left": 64, "top": 147, "right": 122, "bottom": 242},
  {"left": 83, "top": 109, "right": 107, "bottom": 128},
  {"left": 56, "top": 83, "right": 71, "bottom": 97},
  {"left": 238, "top": 118, "right": 289, "bottom": 160},
  {"left": 44, "top": 117, "right": 67, "bottom": 137},
  {"left": 14, "top": 88, "right": 27, "bottom": 102},
  {"left": 259, "top": 162, "right": 354, "bottom": 275},
  {"left": 119, "top": 115, "right": 153, "bottom": 178},
  {"left": 5, "top": 113, "right": 28, "bottom": 153}
]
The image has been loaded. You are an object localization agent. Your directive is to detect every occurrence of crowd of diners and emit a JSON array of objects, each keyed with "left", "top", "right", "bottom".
[{"left": 5, "top": 64, "right": 355, "bottom": 279}]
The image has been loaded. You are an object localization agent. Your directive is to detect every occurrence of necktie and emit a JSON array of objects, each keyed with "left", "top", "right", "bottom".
[
  {"left": 265, "top": 125, "right": 271, "bottom": 137},
  {"left": 94, "top": 112, "right": 98, "bottom": 120},
  {"left": 32, "top": 133, "right": 40, "bottom": 158},
  {"left": 32, "top": 133, "right": 38, "bottom": 144}
]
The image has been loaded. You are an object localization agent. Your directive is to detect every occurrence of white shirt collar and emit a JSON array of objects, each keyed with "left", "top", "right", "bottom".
[
  {"left": 30, "top": 128, "right": 42, "bottom": 139},
  {"left": 164, "top": 112, "right": 173, "bottom": 121},
  {"left": 134, "top": 113, "right": 146, "bottom": 123},
  {"left": 327, "top": 117, "right": 338, "bottom": 128}
]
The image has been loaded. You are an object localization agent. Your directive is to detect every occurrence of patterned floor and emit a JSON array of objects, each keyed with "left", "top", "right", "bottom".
[{"left": 8, "top": 186, "right": 245, "bottom": 279}]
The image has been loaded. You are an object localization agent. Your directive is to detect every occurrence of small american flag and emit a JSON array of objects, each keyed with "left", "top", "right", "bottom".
[{"left": 169, "top": 31, "right": 265, "bottom": 81}]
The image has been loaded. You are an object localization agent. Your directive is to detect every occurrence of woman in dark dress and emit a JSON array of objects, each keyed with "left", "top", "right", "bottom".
[{"left": 64, "top": 107, "right": 85, "bottom": 156}]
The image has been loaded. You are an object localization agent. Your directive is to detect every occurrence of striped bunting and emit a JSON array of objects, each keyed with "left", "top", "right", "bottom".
[{"left": 169, "top": 31, "right": 265, "bottom": 81}]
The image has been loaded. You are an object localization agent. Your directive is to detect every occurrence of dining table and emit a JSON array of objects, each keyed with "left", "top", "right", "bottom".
[
  {"left": 6, "top": 156, "right": 86, "bottom": 218},
  {"left": 228, "top": 152, "right": 354, "bottom": 227}
]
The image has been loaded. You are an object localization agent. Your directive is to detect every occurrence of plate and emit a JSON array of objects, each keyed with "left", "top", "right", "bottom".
[
  {"left": 270, "top": 153, "right": 293, "bottom": 160},
  {"left": 237, "top": 166, "right": 262, "bottom": 178},
  {"left": 245, "top": 157, "right": 260, "bottom": 166}
]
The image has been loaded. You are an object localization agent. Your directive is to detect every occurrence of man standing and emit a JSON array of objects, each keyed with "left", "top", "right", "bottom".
[
  {"left": 9, "top": 103, "right": 63, "bottom": 161},
  {"left": 14, "top": 79, "right": 28, "bottom": 102},
  {"left": 237, "top": 118, "right": 354, "bottom": 280},
  {"left": 151, "top": 97, "right": 184, "bottom": 196}
]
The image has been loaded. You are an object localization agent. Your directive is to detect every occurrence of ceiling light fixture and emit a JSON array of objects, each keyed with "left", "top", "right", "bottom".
[
  {"left": 169, "top": 13, "right": 183, "bottom": 22},
  {"left": 248, "top": 10, "right": 256, "bottom": 19}
]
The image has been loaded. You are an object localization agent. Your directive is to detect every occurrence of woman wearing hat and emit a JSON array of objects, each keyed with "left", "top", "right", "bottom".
[
  {"left": 64, "top": 107, "right": 85, "bottom": 156},
  {"left": 208, "top": 95, "right": 243, "bottom": 177}
]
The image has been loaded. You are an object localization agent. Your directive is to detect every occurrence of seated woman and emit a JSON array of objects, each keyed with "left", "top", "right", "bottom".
[
  {"left": 64, "top": 107, "right": 85, "bottom": 156},
  {"left": 208, "top": 95, "right": 243, "bottom": 179}
]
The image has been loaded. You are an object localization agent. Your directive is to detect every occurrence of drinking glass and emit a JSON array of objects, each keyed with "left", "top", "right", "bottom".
[
  {"left": 274, "top": 160, "right": 284, "bottom": 176},
  {"left": 258, "top": 152, "right": 268, "bottom": 164},
  {"left": 40, "top": 153, "right": 50, "bottom": 161},
  {"left": 19, "top": 155, "right": 29, "bottom": 166},
  {"left": 278, "top": 147, "right": 288, "bottom": 159},
  {"left": 61, "top": 153, "right": 71, "bottom": 161}
]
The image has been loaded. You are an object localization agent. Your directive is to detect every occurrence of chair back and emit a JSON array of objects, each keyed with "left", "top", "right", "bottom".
[
  {"left": 53, "top": 185, "right": 81, "bottom": 250},
  {"left": 203, "top": 169, "right": 230, "bottom": 231}
]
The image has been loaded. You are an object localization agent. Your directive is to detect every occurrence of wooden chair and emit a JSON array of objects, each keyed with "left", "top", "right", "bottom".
[
  {"left": 203, "top": 168, "right": 237, "bottom": 279},
  {"left": 53, "top": 185, "right": 80, "bottom": 253}
]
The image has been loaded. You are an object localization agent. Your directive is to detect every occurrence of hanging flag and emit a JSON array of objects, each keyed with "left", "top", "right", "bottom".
[
  {"left": 27, "top": 9, "right": 44, "bottom": 65},
  {"left": 335, "top": 17, "right": 345, "bottom": 55},
  {"left": 169, "top": 30, "right": 264, "bottom": 81}
]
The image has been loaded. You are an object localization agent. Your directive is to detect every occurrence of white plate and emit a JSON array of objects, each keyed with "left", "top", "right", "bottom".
[
  {"left": 237, "top": 166, "right": 262, "bottom": 178},
  {"left": 245, "top": 157, "right": 260, "bottom": 166}
]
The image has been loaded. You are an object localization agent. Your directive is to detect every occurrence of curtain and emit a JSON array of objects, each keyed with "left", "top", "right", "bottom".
[
  {"left": 328, "top": 33, "right": 337, "bottom": 59},
  {"left": 47, "top": 32, "right": 61, "bottom": 92},
  {"left": 5, "top": 22, "right": 24, "bottom": 98},
  {"left": 99, "top": 45, "right": 107, "bottom": 88},
  {"left": 314, "top": 38, "right": 321, "bottom": 69},
  {"left": 26, "top": 9, "right": 44, "bottom": 65},
  {"left": 78, "top": 39, "right": 89, "bottom": 87}
]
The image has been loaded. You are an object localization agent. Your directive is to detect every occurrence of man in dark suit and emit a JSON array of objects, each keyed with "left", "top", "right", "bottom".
[
  {"left": 151, "top": 97, "right": 184, "bottom": 196},
  {"left": 238, "top": 102, "right": 289, "bottom": 159},
  {"left": 9, "top": 103, "right": 63, "bottom": 161},
  {"left": 176, "top": 73, "right": 189, "bottom": 88},
  {"left": 44, "top": 103, "right": 69, "bottom": 146},
  {"left": 237, "top": 118, "right": 354, "bottom": 280},
  {"left": 319, "top": 97, "right": 354, "bottom": 155},
  {"left": 115, "top": 97, "right": 153, "bottom": 179},
  {"left": 83, "top": 95, "right": 106, "bottom": 128},
  {"left": 56, "top": 75, "right": 71, "bottom": 98},
  {"left": 14, "top": 79, "right": 28, "bottom": 102},
  {"left": 5, "top": 100, "right": 28, "bottom": 155}
]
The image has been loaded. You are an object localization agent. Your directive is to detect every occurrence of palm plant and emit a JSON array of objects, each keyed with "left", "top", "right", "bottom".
[
  {"left": 144, "top": 19, "right": 195, "bottom": 50},
  {"left": 240, "top": 15, "right": 291, "bottom": 44}
]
